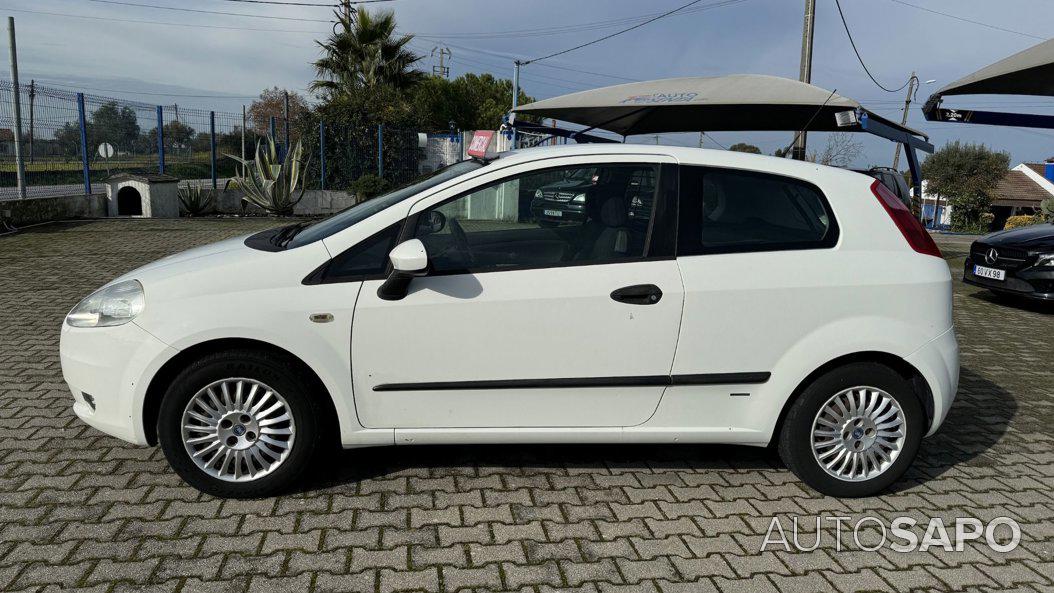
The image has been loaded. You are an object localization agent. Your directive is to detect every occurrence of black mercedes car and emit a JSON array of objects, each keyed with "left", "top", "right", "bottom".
[{"left": 963, "top": 223, "right": 1054, "bottom": 300}]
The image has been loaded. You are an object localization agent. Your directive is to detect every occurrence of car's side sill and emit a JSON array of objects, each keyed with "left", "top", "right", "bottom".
[{"left": 373, "top": 372, "right": 770, "bottom": 392}]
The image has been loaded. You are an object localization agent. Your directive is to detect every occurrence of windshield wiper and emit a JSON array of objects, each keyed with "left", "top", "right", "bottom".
[{"left": 270, "top": 221, "right": 311, "bottom": 248}]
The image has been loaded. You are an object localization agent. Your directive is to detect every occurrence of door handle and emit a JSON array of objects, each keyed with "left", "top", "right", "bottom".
[{"left": 610, "top": 284, "right": 663, "bottom": 305}]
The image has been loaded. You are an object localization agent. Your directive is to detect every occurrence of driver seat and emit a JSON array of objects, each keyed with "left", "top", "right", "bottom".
[{"left": 575, "top": 194, "right": 631, "bottom": 260}]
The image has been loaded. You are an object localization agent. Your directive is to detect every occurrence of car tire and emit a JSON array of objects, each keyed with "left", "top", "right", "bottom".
[
  {"left": 777, "top": 362, "right": 924, "bottom": 497},
  {"left": 157, "top": 349, "right": 323, "bottom": 498}
]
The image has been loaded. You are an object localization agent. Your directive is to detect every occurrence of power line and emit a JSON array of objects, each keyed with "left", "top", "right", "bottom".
[
  {"left": 218, "top": 0, "right": 338, "bottom": 6},
  {"left": 217, "top": 0, "right": 392, "bottom": 5},
  {"left": 411, "top": 36, "right": 638, "bottom": 84},
  {"left": 833, "top": 0, "right": 910, "bottom": 93},
  {"left": 522, "top": 0, "right": 720, "bottom": 65},
  {"left": 406, "top": 41, "right": 593, "bottom": 92},
  {"left": 28, "top": 78, "right": 260, "bottom": 99},
  {"left": 0, "top": 6, "right": 327, "bottom": 33},
  {"left": 82, "top": 0, "right": 333, "bottom": 22},
  {"left": 410, "top": 2, "right": 752, "bottom": 42},
  {"left": 888, "top": 0, "right": 1045, "bottom": 41},
  {"left": 532, "top": 62, "right": 640, "bottom": 83}
]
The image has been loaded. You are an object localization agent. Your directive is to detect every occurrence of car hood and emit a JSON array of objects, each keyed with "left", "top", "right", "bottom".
[
  {"left": 980, "top": 223, "right": 1054, "bottom": 251},
  {"left": 540, "top": 180, "right": 591, "bottom": 192},
  {"left": 112, "top": 232, "right": 328, "bottom": 295},
  {"left": 124, "top": 235, "right": 250, "bottom": 277}
]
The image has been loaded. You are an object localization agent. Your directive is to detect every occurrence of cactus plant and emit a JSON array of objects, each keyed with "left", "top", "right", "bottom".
[
  {"left": 1041, "top": 197, "right": 1054, "bottom": 223},
  {"left": 177, "top": 182, "right": 215, "bottom": 217},
  {"left": 226, "top": 136, "right": 308, "bottom": 216}
]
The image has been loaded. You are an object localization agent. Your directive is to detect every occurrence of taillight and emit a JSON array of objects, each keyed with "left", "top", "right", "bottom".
[{"left": 870, "top": 180, "right": 942, "bottom": 258}]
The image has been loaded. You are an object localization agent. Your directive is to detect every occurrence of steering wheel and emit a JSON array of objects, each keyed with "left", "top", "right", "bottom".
[{"left": 448, "top": 218, "right": 476, "bottom": 266}]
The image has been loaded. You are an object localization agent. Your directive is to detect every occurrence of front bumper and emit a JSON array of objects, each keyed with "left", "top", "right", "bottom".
[
  {"left": 963, "top": 256, "right": 1054, "bottom": 301},
  {"left": 60, "top": 321, "right": 178, "bottom": 445},
  {"left": 905, "top": 327, "right": 959, "bottom": 436}
]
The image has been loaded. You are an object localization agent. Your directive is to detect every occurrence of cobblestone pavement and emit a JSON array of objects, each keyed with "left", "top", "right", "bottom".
[{"left": 1, "top": 220, "right": 1051, "bottom": 593}]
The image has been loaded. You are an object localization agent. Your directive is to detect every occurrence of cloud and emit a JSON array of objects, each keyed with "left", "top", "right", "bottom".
[{"left": 11, "top": 0, "right": 1054, "bottom": 166}]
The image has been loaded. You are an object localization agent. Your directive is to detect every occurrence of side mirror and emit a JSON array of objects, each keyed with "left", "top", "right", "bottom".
[
  {"left": 419, "top": 210, "right": 446, "bottom": 235},
  {"left": 378, "top": 239, "right": 428, "bottom": 301},
  {"left": 389, "top": 238, "right": 428, "bottom": 274}
]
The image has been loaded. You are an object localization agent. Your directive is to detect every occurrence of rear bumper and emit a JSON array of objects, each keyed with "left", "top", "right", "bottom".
[
  {"left": 60, "top": 321, "right": 178, "bottom": 445},
  {"left": 905, "top": 327, "right": 959, "bottom": 436}
]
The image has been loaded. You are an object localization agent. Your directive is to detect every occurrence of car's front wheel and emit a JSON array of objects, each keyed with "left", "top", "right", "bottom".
[
  {"left": 778, "top": 362, "right": 924, "bottom": 497},
  {"left": 157, "top": 349, "right": 322, "bottom": 498}
]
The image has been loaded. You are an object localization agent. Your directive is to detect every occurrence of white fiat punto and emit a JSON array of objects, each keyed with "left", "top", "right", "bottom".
[{"left": 60, "top": 144, "right": 958, "bottom": 498}]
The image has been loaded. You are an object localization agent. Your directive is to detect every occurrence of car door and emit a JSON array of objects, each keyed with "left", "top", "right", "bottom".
[{"left": 350, "top": 157, "right": 683, "bottom": 429}]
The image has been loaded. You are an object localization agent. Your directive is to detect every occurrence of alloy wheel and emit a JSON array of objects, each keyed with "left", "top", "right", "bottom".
[
  {"left": 810, "top": 386, "right": 906, "bottom": 482},
  {"left": 180, "top": 378, "right": 296, "bottom": 482}
]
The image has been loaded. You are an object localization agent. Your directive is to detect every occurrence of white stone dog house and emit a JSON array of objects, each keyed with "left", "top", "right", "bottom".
[{"left": 104, "top": 173, "right": 181, "bottom": 218}]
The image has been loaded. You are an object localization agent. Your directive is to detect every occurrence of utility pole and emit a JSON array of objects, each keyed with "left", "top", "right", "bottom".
[
  {"left": 241, "top": 105, "right": 247, "bottom": 179},
  {"left": 283, "top": 90, "right": 290, "bottom": 152},
  {"left": 892, "top": 71, "right": 918, "bottom": 170},
  {"left": 431, "top": 46, "right": 451, "bottom": 78},
  {"left": 7, "top": 17, "right": 26, "bottom": 199},
  {"left": 28, "top": 78, "right": 34, "bottom": 163},
  {"left": 342, "top": 0, "right": 352, "bottom": 21},
  {"left": 511, "top": 60, "right": 521, "bottom": 146},
  {"left": 792, "top": 0, "right": 816, "bottom": 161}
]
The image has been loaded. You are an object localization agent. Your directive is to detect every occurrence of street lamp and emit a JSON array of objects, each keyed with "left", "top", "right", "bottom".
[{"left": 893, "top": 76, "right": 937, "bottom": 170}]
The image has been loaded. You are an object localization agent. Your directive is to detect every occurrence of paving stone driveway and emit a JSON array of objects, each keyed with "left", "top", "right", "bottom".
[{"left": 0, "top": 219, "right": 1051, "bottom": 593}]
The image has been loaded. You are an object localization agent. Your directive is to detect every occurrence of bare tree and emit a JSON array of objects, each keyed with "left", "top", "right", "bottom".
[{"left": 810, "top": 133, "right": 862, "bottom": 168}]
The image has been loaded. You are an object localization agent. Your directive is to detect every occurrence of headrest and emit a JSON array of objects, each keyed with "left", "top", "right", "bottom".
[{"left": 599, "top": 195, "right": 628, "bottom": 228}]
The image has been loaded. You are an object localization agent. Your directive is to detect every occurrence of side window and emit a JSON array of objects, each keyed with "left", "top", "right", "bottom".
[
  {"left": 415, "top": 163, "right": 659, "bottom": 273},
  {"left": 678, "top": 166, "right": 837, "bottom": 255},
  {"left": 324, "top": 223, "right": 401, "bottom": 280}
]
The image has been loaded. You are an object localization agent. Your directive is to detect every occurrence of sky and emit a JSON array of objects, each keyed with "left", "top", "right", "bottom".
[{"left": 5, "top": 0, "right": 1054, "bottom": 168}]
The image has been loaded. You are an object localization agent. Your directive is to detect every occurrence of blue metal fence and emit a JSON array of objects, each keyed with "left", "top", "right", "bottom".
[{"left": 0, "top": 79, "right": 461, "bottom": 201}]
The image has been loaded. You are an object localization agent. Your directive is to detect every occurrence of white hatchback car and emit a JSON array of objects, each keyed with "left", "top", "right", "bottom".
[{"left": 60, "top": 144, "right": 958, "bottom": 498}]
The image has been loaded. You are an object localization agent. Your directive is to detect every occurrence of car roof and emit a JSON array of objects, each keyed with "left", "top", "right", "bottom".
[{"left": 496, "top": 143, "right": 869, "bottom": 183}]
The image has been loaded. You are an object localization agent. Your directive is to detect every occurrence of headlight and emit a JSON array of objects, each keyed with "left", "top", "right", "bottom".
[
  {"left": 66, "top": 280, "right": 145, "bottom": 328},
  {"left": 534, "top": 189, "right": 543, "bottom": 199},
  {"left": 1037, "top": 254, "right": 1054, "bottom": 267},
  {"left": 571, "top": 193, "right": 586, "bottom": 203}
]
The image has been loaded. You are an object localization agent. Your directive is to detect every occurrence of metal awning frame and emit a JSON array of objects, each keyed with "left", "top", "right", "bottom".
[
  {"left": 923, "top": 96, "right": 1054, "bottom": 130},
  {"left": 508, "top": 106, "right": 934, "bottom": 197}
]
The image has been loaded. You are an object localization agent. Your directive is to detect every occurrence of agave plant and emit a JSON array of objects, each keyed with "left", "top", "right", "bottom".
[
  {"left": 177, "top": 182, "right": 215, "bottom": 217},
  {"left": 226, "top": 136, "right": 308, "bottom": 216}
]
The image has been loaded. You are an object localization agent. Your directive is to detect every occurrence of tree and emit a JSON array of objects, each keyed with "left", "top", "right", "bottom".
[
  {"left": 411, "top": 73, "right": 534, "bottom": 131},
  {"left": 248, "top": 87, "right": 310, "bottom": 137},
  {"left": 728, "top": 143, "right": 761, "bottom": 154},
  {"left": 311, "top": 8, "right": 424, "bottom": 101},
  {"left": 811, "top": 133, "right": 862, "bottom": 168},
  {"left": 53, "top": 122, "right": 83, "bottom": 158},
  {"left": 922, "top": 141, "right": 1010, "bottom": 232},
  {"left": 160, "top": 120, "right": 196, "bottom": 148},
  {"left": 90, "top": 101, "right": 140, "bottom": 152}
]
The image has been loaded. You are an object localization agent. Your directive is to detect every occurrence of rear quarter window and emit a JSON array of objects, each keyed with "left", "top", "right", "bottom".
[{"left": 677, "top": 166, "right": 839, "bottom": 255}]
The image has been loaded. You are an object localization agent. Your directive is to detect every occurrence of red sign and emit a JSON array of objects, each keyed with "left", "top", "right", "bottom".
[{"left": 467, "top": 131, "right": 494, "bottom": 158}]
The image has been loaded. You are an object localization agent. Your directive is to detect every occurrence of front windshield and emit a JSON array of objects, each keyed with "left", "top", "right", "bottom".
[{"left": 287, "top": 159, "right": 485, "bottom": 248}]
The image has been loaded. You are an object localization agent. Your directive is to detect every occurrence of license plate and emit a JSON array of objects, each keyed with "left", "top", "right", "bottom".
[
  {"left": 974, "top": 265, "right": 1005, "bottom": 281},
  {"left": 543, "top": 209, "right": 562, "bottom": 217}
]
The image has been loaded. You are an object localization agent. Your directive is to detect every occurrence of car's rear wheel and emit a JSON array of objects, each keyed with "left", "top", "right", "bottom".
[
  {"left": 157, "top": 350, "right": 322, "bottom": 498},
  {"left": 778, "top": 362, "right": 924, "bottom": 497}
]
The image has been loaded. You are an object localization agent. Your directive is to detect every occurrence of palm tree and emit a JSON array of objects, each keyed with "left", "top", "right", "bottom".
[{"left": 311, "top": 9, "right": 424, "bottom": 99}]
